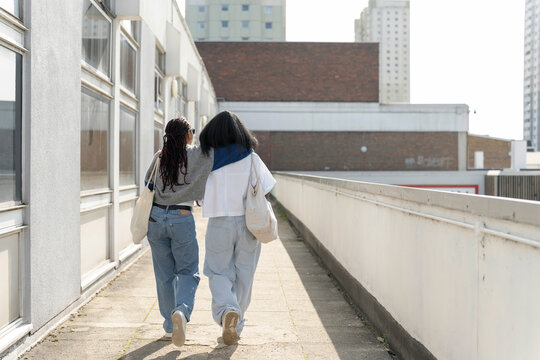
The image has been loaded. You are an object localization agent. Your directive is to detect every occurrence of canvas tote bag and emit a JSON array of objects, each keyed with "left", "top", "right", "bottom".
[
  {"left": 245, "top": 154, "right": 278, "bottom": 243},
  {"left": 131, "top": 155, "right": 160, "bottom": 244}
]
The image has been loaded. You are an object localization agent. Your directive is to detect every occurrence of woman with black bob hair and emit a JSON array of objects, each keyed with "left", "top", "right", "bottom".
[
  {"left": 199, "top": 110, "right": 258, "bottom": 157},
  {"left": 199, "top": 110, "right": 276, "bottom": 345}
]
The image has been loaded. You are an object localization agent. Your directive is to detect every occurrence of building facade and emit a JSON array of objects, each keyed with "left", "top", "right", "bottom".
[
  {"left": 355, "top": 0, "right": 410, "bottom": 104},
  {"left": 0, "top": 0, "right": 216, "bottom": 357},
  {"left": 196, "top": 41, "right": 469, "bottom": 172},
  {"left": 185, "top": 0, "right": 285, "bottom": 41},
  {"left": 524, "top": 0, "right": 540, "bottom": 151}
]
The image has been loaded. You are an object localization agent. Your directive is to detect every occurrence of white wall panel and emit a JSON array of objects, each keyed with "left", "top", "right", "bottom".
[
  {"left": 0, "top": 233, "right": 19, "bottom": 330},
  {"left": 118, "top": 201, "right": 135, "bottom": 252},
  {"left": 80, "top": 209, "right": 109, "bottom": 276}
]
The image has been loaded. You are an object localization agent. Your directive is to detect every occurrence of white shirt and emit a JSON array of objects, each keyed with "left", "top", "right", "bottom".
[{"left": 203, "top": 153, "right": 276, "bottom": 218}]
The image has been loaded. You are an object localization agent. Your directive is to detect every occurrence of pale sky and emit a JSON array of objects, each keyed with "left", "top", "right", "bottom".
[{"left": 286, "top": 0, "right": 525, "bottom": 140}]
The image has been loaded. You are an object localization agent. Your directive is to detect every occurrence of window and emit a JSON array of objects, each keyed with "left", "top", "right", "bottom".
[
  {"left": 176, "top": 79, "right": 187, "bottom": 117},
  {"left": 154, "top": 47, "right": 165, "bottom": 112},
  {"left": 181, "top": 82, "right": 187, "bottom": 116},
  {"left": 120, "top": 20, "right": 140, "bottom": 42},
  {"left": 198, "top": 5, "right": 205, "bottom": 12},
  {"left": 120, "top": 35, "right": 137, "bottom": 93},
  {"left": 81, "top": 88, "right": 110, "bottom": 191},
  {"left": 222, "top": 21, "right": 229, "bottom": 28},
  {"left": 119, "top": 107, "right": 136, "bottom": 186},
  {"left": 242, "top": 4, "right": 249, "bottom": 11},
  {"left": 154, "top": 125, "right": 163, "bottom": 154},
  {"left": 221, "top": 5, "right": 228, "bottom": 11},
  {"left": 82, "top": 0, "right": 111, "bottom": 77},
  {"left": 0, "top": 0, "right": 20, "bottom": 18},
  {"left": 154, "top": 73, "right": 163, "bottom": 112},
  {"left": 264, "top": 6, "right": 272, "bottom": 14},
  {"left": 242, "top": 36, "right": 249, "bottom": 41},
  {"left": 221, "top": 36, "right": 229, "bottom": 40},
  {"left": 0, "top": 45, "right": 22, "bottom": 203},
  {"left": 242, "top": 21, "right": 249, "bottom": 28},
  {"left": 155, "top": 48, "right": 165, "bottom": 73},
  {"left": 265, "top": 22, "right": 272, "bottom": 29},
  {"left": 198, "top": 22, "right": 206, "bottom": 29}
]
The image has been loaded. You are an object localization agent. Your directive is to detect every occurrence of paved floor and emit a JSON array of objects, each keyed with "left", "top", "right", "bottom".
[{"left": 22, "top": 206, "right": 393, "bottom": 360}]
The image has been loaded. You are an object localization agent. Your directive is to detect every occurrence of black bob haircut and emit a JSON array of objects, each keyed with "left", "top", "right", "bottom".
[{"left": 199, "top": 110, "right": 258, "bottom": 155}]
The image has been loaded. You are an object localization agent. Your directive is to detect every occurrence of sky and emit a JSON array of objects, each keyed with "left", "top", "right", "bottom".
[{"left": 286, "top": 0, "right": 525, "bottom": 140}]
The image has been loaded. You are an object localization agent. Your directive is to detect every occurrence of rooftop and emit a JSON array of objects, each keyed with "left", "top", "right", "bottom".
[{"left": 196, "top": 41, "right": 379, "bottom": 102}]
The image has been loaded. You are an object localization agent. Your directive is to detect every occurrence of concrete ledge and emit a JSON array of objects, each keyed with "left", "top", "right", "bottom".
[
  {"left": 276, "top": 200, "right": 437, "bottom": 360},
  {"left": 275, "top": 171, "right": 540, "bottom": 227}
]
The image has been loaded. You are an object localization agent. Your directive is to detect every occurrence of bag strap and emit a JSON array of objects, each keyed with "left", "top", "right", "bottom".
[
  {"left": 248, "top": 153, "right": 259, "bottom": 195},
  {"left": 147, "top": 154, "right": 161, "bottom": 190}
]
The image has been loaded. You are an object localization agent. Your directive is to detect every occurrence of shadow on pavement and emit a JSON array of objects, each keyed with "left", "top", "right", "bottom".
[
  {"left": 120, "top": 337, "right": 238, "bottom": 360},
  {"left": 272, "top": 201, "right": 396, "bottom": 360},
  {"left": 119, "top": 338, "right": 176, "bottom": 359}
]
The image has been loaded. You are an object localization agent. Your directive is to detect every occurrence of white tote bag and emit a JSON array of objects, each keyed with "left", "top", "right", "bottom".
[
  {"left": 131, "top": 155, "right": 160, "bottom": 244},
  {"left": 245, "top": 154, "right": 278, "bottom": 243}
]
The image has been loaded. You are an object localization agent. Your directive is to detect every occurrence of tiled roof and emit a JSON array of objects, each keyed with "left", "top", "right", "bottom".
[{"left": 196, "top": 42, "right": 379, "bottom": 102}]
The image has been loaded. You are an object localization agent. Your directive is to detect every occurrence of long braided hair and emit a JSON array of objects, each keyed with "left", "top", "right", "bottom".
[{"left": 159, "top": 118, "right": 191, "bottom": 191}]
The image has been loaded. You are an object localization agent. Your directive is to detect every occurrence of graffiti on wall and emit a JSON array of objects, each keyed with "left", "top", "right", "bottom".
[{"left": 404, "top": 156, "right": 453, "bottom": 169}]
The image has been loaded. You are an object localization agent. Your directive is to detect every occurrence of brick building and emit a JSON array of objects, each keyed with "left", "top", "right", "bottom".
[{"left": 196, "top": 41, "right": 520, "bottom": 171}]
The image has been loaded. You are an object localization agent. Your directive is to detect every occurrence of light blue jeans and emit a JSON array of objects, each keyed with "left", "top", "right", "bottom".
[
  {"left": 203, "top": 216, "right": 261, "bottom": 335},
  {"left": 147, "top": 205, "right": 200, "bottom": 333}
]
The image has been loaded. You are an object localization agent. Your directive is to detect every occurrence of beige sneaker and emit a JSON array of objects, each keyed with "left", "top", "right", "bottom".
[
  {"left": 222, "top": 310, "right": 239, "bottom": 345},
  {"left": 171, "top": 311, "right": 187, "bottom": 347}
]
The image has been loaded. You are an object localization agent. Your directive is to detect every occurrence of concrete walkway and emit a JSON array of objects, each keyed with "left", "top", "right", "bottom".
[{"left": 22, "top": 206, "right": 393, "bottom": 360}]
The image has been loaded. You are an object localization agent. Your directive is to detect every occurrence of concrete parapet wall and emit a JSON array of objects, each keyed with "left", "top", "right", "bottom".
[{"left": 272, "top": 172, "right": 540, "bottom": 360}]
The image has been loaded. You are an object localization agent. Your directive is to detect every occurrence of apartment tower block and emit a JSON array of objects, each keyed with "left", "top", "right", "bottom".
[
  {"left": 186, "top": 0, "right": 286, "bottom": 41},
  {"left": 355, "top": 0, "right": 410, "bottom": 103},
  {"left": 524, "top": 0, "right": 540, "bottom": 151}
]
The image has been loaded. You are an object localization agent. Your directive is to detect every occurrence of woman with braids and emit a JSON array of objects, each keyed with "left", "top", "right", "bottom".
[{"left": 143, "top": 117, "right": 250, "bottom": 347}]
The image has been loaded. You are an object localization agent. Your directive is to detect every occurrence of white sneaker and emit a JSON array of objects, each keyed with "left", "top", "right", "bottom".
[
  {"left": 171, "top": 311, "right": 187, "bottom": 347},
  {"left": 164, "top": 332, "right": 172, "bottom": 338},
  {"left": 222, "top": 310, "right": 239, "bottom": 345}
]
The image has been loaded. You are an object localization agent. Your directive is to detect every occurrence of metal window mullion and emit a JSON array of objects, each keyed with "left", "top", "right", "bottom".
[{"left": 110, "top": 19, "right": 121, "bottom": 265}]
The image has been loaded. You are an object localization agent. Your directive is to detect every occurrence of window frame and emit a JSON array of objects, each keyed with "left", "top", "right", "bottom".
[
  {"left": 0, "top": 0, "right": 26, "bottom": 211},
  {"left": 80, "top": 86, "right": 112, "bottom": 193},
  {"left": 154, "top": 46, "right": 165, "bottom": 114},
  {"left": 118, "top": 105, "right": 137, "bottom": 187},
  {"left": 119, "top": 32, "right": 138, "bottom": 96},
  {"left": 81, "top": 0, "right": 113, "bottom": 80}
]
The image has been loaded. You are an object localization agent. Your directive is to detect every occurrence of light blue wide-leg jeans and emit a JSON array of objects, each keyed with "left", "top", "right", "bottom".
[
  {"left": 147, "top": 206, "right": 200, "bottom": 333},
  {"left": 203, "top": 216, "right": 261, "bottom": 335}
]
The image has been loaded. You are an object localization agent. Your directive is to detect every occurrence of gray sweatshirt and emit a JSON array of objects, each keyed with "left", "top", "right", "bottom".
[{"left": 144, "top": 146, "right": 214, "bottom": 205}]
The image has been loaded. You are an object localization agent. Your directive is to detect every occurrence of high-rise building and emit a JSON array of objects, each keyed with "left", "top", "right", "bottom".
[
  {"left": 524, "top": 0, "right": 540, "bottom": 151},
  {"left": 355, "top": 0, "right": 410, "bottom": 103},
  {"left": 185, "top": 0, "right": 286, "bottom": 41}
]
